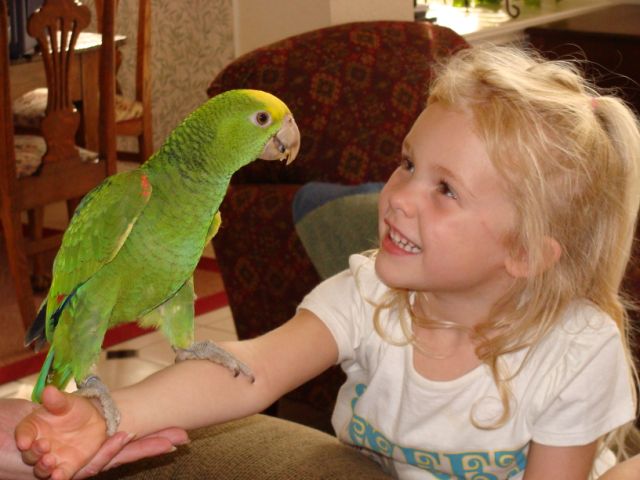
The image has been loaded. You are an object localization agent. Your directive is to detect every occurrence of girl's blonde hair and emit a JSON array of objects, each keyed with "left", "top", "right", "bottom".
[{"left": 374, "top": 45, "right": 640, "bottom": 457}]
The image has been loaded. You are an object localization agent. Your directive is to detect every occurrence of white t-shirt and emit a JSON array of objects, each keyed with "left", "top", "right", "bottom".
[{"left": 299, "top": 254, "right": 636, "bottom": 479}]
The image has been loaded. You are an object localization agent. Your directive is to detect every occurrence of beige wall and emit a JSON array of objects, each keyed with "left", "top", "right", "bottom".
[
  {"left": 88, "top": 0, "right": 411, "bottom": 151},
  {"left": 85, "top": 0, "right": 235, "bottom": 152},
  {"left": 233, "top": 0, "right": 413, "bottom": 56}
]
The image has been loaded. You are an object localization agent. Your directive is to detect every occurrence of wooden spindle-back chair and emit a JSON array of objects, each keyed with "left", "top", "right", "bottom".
[
  {"left": 13, "top": 0, "right": 152, "bottom": 163},
  {"left": 0, "top": 0, "right": 117, "bottom": 329}
]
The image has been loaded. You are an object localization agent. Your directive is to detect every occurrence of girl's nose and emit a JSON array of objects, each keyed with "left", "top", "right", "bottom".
[{"left": 386, "top": 181, "right": 417, "bottom": 218}]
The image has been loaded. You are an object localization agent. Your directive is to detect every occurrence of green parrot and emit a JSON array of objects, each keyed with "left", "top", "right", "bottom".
[{"left": 25, "top": 89, "right": 300, "bottom": 433}]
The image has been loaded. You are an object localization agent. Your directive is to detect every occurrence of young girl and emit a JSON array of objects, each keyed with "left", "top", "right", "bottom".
[{"left": 15, "top": 45, "right": 640, "bottom": 480}]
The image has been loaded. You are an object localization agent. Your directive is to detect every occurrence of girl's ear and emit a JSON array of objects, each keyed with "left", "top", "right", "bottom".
[{"left": 505, "top": 237, "right": 562, "bottom": 278}]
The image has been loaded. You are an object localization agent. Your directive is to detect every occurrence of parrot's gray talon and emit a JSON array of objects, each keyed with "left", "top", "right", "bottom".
[
  {"left": 174, "top": 340, "right": 255, "bottom": 383},
  {"left": 76, "top": 375, "right": 121, "bottom": 436}
]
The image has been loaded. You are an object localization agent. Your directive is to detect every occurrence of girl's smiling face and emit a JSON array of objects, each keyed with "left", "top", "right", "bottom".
[{"left": 376, "top": 102, "right": 518, "bottom": 304}]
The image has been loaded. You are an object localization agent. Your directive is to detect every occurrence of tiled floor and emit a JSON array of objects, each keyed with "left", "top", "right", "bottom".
[{"left": 0, "top": 160, "right": 238, "bottom": 400}]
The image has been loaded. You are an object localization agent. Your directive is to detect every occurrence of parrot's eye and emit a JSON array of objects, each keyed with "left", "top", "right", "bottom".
[{"left": 251, "top": 111, "right": 272, "bottom": 128}]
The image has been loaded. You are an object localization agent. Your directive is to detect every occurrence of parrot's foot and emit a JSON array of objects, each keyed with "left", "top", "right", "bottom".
[
  {"left": 76, "top": 375, "right": 121, "bottom": 436},
  {"left": 174, "top": 340, "right": 255, "bottom": 383}
]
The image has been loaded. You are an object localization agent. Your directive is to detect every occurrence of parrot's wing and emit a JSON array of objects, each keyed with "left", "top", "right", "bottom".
[{"left": 45, "top": 169, "right": 153, "bottom": 329}]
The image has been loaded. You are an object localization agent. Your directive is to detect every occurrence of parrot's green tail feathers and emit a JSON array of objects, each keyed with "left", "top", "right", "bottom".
[
  {"left": 31, "top": 345, "right": 73, "bottom": 403},
  {"left": 32, "top": 346, "right": 54, "bottom": 402}
]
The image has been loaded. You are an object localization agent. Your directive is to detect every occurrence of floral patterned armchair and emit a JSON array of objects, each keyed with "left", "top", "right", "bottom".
[{"left": 207, "top": 21, "right": 469, "bottom": 432}]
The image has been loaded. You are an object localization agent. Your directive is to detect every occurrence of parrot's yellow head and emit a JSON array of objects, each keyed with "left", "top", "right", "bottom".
[
  {"left": 175, "top": 90, "right": 300, "bottom": 178},
  {"left": 157, "top": 88, "right": 300, "bottom": 176},
  {"left": 159, "top": 89, "right": 301, "bottom": 176},
  {"left": 240, "top": 89, "right": 300, "bottom": 165}
]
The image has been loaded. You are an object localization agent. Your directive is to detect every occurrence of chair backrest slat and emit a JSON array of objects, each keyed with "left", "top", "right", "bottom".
[{"left": 27, "top": 0, "right": 91, "bottom": 163}]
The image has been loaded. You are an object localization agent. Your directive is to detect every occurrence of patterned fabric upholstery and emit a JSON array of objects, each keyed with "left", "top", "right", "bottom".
[
  {"left": 13, "top": 88, "right": 47, "bottom": 129},
  {"left": 14, "top": 135, "right": 47, "bottom": 178},
  {"left": 207, "top": 21, "right": 469, "bottom": 431},
  {"left": 14, "top": 135, "right": 99, "bottom": 178},
  {"left": 114, "top": 94, "right": 144, "bottom": 122},
  {"left": 13, "top": 88, "right": 142, "bottom": 127}
]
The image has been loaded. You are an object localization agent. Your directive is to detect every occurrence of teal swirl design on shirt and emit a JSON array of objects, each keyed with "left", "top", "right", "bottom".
[{"left": 346, "top": 383, "right": 528, "bottom": 479}]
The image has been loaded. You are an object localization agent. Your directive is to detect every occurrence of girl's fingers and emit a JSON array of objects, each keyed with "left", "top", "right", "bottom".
[
  {"left": 14, "top": 418, "right": 39, "bottom": 451},
  {"left": 34, "top": 452, "right": 57, "bottom": 478},
  {"left": 33, "top": 437, "right": 52, "bottom": 455},
  {"left": 144, "top": 427, "right": 190, "bottom": 446},
  {"left": 20, "top": 437, "right": 51, "bottom": 465},
  {"left": 51, "top": 467, "right": 69, "bottom": 480},
  {"left": 102, "top": 428, "right": 189, "bottom": 470},
  {"left": 76, "top": 428, "right": 190, "bottom": 476},
  {"left": 42, "top": 386, "right": 73, "bottom": 416},
  {"left": 104, "top": 436, "right": 175, "bottom": 470},
  {"left": 51, "top": 461, "right": 74, "bottom": 480},
  {"left": 74, "top": 431, "right": 132, "bottom": 479},
  {"left": 21, "top": 449, "right": 40, "bottom": 466}
]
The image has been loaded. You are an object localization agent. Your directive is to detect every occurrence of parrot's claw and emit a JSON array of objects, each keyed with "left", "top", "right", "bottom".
[
  {"left": 76, "top": 375, "right": 121, "bottom": 436},
  {"left": 174, "top": 340, "right": 255, "bottom": 383}
]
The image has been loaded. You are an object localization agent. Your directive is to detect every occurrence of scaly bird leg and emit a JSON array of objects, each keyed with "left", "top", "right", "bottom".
[
  {"left": 174, "top": 340, "right": 255, "bottom": 383},
  {"left": 76, "top": 375, "right": 121, "bottom": 436}
]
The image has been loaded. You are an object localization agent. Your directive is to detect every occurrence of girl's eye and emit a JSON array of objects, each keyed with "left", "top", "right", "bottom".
[
  {"left": 436, "top": 180, "right": 458, "bottom": 200},
  {"left": 400, "top": 156, "right": 415, "bottom": 173}
]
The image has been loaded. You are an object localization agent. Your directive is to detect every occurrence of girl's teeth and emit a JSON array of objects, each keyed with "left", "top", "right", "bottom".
[{"left": 389, "top": 229, "right": 421, "bottom": 253}]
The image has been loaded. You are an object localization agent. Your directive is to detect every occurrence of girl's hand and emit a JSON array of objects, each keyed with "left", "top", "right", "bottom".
[
  {"left": 13, "top": 385, "right": 190, "bottom": 480},
  {"left": 0, "top": 398, "right": 38, "bottom": 480},
  {"left": 75, "top": 426, "right": 189, "bottom": 478},
  {"left": 15, "top": 386, "right": 109, "bottom": 480}
]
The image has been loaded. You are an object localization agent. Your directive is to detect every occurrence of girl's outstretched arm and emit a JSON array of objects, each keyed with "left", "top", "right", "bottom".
[
  {"left": 15, "top": 308, "right": 338, "bottom": 480},
  {"left": 114, "top": 308, "right": 338, "bottom": 436},
  {"left": 523, "top": 440, "right": 598, "bottom": 480}
]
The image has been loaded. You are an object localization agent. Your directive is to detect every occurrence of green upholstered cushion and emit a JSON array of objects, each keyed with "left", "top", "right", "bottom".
[
  {"left": 96, "top": 414, "right": 391, "bottom": 479},
  {"left": 295, "top": 192, "right": 380, "bottom": 279}
]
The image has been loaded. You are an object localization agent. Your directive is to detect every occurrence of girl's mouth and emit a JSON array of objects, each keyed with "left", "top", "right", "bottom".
[{"left": 385, "top": 226, "right": 422, "bottom": 254}]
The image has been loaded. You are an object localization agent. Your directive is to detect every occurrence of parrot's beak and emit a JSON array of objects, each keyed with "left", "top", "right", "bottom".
[{"left": 259, "top": 114, "right": 300, "bottom": 165}]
